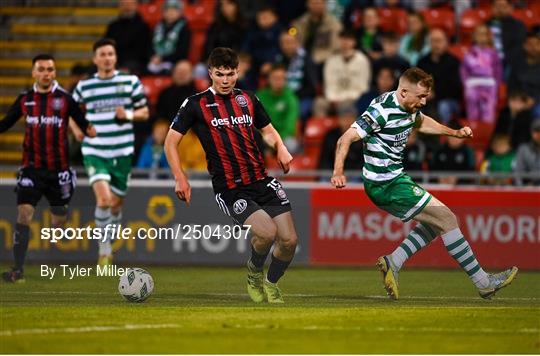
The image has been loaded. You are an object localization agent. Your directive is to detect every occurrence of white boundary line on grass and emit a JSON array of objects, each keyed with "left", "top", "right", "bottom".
[
  {"left": 1, "top": 323, "right": 537, "bottom": 337},
  {"left": 0, "top": 323, "right": 180, "bottom": 337},
  {"left": 1, "top": 291, "right": 538, "bottom": 301}
]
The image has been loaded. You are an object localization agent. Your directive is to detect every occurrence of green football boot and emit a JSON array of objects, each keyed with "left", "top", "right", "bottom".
[
  {"left": 263, "top": 280, "right": 284, "bottom": 304},
  {"left": 246, "top": 261, "right": 264, "bottom": 303},
  {"left": 377, "top": 255, "right": 399, "bottom": 300}
]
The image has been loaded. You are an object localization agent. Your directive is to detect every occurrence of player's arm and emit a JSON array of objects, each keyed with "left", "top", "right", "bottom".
[
  {"left": 259, "top": 123, "right": 293, "bottom": 174},
  {"left": 116, "top": 77, "right": 150, "bottom": 122},
  {"left": 68, "top": 96, "right": 96, "bottom": 138},
  {"left": 164, "top": 129, "right": 191, "bottom": 204},
  {"left": 0, "top": 94, "right": 23, "bottom": 133},
  {"left": 331, "top": 128, "right": 361, "bottom": 189},
  {"left": 416, "top": 112, "right": 473, "bottom": 138}
]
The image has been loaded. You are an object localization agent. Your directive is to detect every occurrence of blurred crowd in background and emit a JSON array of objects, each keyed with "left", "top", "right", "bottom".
[{"left": 66, "top": 0, "right": 540, "bottom": 185}]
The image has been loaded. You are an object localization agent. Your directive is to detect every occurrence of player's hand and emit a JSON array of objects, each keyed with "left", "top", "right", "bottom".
[
  {"left": 455, "top": 126, "right": 473, "bottom": 139},
  {"left": 277, "top": 145, "right": 293, "bottom": 174},
  {"left": 174, "top": 178, "right": 191, "bottom": 205},
  {"left": 86, "top": 124, "right": 97, "bottom": 138},
  {"left": 331, "top": 173, "right": 347, "bottom": 189},
  {"left": 115, "top": 107, "right": 127, "bottom": 121}
]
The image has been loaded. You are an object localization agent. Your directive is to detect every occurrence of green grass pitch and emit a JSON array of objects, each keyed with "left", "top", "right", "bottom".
[{"left": 1, "top": 265, "right": 539, "bottom": 354}]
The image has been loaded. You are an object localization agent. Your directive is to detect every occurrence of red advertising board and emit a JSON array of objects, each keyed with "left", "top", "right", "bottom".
[{"left": 310, "top": 187, "right": 540, "bottom": 269}]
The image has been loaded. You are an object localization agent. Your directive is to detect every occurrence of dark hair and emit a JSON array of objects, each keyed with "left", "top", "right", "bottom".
[
  {"left": 207, "top": 47, "right": 239, "bottom": 69},
  {"left": 381, "top": 32, "right": 399, "bottom": 42},
  {"left": 93, "top": 38, "right": 117, "bottom": 53},
  {"left": 339, "top": 29, "right": 357, "bottom": 40},
  {"left": 407, "top": 12, "right": 428, "bottom": 52},
  {"left": 400, "top": 67, "right": 434, "bottom": 89},
  {"left": 32, "top": 54, "right": 55, "bottom": 65},
  {"left": 215, "top": 0, "right": 245, "bottom": 28},
  {"left": 257, "top": 5, "right": 277, "bottom": 15}
]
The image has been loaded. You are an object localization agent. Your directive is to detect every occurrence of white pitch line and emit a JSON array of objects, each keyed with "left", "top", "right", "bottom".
[
  {"left": 0, "top": 323, "right": 180, "bottom": 337},
  {"left": 2, "top": 291, "right": 538, "bottom": 301},
  {"left": 226, "top": 324, "right": 540, "bottom": 335}
]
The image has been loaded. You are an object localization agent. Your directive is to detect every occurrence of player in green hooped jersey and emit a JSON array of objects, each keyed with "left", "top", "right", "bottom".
[
  {"left": 331, "top": 67, "right": 517, "bottom": 300},
  {"left": 73, "top": 39, "right": 149, "bottom": 266}
]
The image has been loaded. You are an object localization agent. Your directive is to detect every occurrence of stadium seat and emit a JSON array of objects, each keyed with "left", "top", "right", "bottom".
[
  {"left": 447, "top": 43, "right": 470, "bottom": 61},
  {"left": 140, "top": 75, "right": 172, "bottom": 107},
  {"left": 188, "top": 30, "right": 207, "bottom": 64},
  {"left": 138, "top": 0, "right": 164, "bottom": 30},
  {"left": 377, "top": 7, "right": 408, "bottom": 35},
  {"left": 462, "top": 119, "right": 495, "bottom": 151},
  {"left": 513, "top": 8, "right": 540, "bottom": 30},
  {"left": 420, "top": 8, "right": 456, "bottom": 38},
  {"left": 194, "top": 78, "right": 210, "bottom": 92},
  {"left": 497, "top": 82, "right": 507, "bottom": 111},
  {"left": 459, "top": 9, "right": 489, "bottom": 43},
  {"left": 303, "top": 117, "right": 338, "bottom": 162},
  {"left": 184, "top": 0, "right": 216, "bottom": 31}
]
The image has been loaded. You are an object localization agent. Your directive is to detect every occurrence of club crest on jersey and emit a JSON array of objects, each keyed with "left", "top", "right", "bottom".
[
  {"left": 235, "top": 95, "right": 248, "bottom": 107},
  {"left": 413, "top": 187, "right": 423, "bottom": 196},
  {"left": 276, "top": 188, "right": 288, "bottom": 201},
  {"left": 233, "top": 199, "right": 247, "bottom": 214},
  {"left": 52, "top": 98, "right": 64, "bottom": 110}
]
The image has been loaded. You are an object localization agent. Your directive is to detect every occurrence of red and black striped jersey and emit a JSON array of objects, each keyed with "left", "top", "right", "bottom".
[
  {"left": 171, "top": 87, "right": 271, "bottom": 191},
  {"left": 0, "top": 81, "right": 90, "bottom": 171}
]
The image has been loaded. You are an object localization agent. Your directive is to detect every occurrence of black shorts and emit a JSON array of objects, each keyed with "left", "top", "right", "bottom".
[
  {"left": 15, "top": 167, "right": 76, "bottom": 215},
  {"left": 214, "top": 176, "right": 292, "bottom": 225}
]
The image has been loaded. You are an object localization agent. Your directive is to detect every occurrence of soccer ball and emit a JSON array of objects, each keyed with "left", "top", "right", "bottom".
[{"left": 118, "top": 268, "right": 154, "bottom": 302}]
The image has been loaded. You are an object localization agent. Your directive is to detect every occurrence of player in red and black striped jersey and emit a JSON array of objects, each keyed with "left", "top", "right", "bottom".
[
  {"left": 165, "top": 48, "right": 298, "bottom": 303},
  {"left": 0, "top": 54, "right": 96, "bottom": 282}
]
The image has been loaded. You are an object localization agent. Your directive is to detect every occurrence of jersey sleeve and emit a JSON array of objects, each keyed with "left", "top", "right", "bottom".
[
  {"left": 72, "top": 81, "right": 84, "bottom": 104},
  {"left": 67, "top": 95, "right": 89, "bottom": 133},
  {"left": 0, "top": 94, "right": 24, "bottom": 133},
  {"left": 251, "top": 93, "right": 272, "bottom": 129},
  {"left": 131, "top": 76, "right": 148, "bottom": 109},
  {"left": 351, "top": 105, "right": 386, "bottom": 139},
  {"left": 170, "top": 98, "right": 196, "bottom": 135}
]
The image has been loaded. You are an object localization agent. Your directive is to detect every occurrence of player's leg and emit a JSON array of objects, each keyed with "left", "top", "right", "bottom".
[
  {"left": 244, "top": 209, "right": 277, "bottom": 303},
  {"left": 92, "top": 180, "right": 114, "bottom": 264},
  {"left": 414, "top": 196, "right": 518, "bottom": 299},
  {"left": 2, "top": 204, "right": 35, "bottom": 282},
  {"left": 3, "top": 169, "right": 42, "bottom": 282},
  {"left": 263, "top": 211, "right": 298, "bottom": 303}
]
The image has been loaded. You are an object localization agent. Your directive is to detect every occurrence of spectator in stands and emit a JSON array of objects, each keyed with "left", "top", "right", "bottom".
[
  {"left": 322, "top": 30, "right": 371, "bottom": 115},
  {"left": 514, "top": 119, "right": 540, "bottom": 185},
  {"left": 399, "top": 12, "right": 430, "bottom": 66},
  {"left": 292, "top": 0, "right": 343, "bottom": 66},
  {"left": 355, "top": 7, "right": 386, "bottom": 61},
  {"left": 236, "top": 52, "right": 258, "bottom": 91},
  {"left": 480, "top": 134, "right": 515, "bottom": 185},
  {"left": 242, "top": 6, "right": 283, "bottom": 75},
  {"left": 156, "top": 60, "right": 197, "bottom": 123},
  {"left": 494, "top": 90, "right": 535, "bottom": 150},
  {"left": 418, "top": 28, "right": 462, "bottom": 123},
  {"left": 148, "top": 0, "right": 191, "bottom": 75},
  {"left": 430, "top": 121, "right": 476, "bottom": 185},
  {"left": 204, "top": 0, "right": 247, "bottom": 60},
  {"left": 372, "top": 32, "right": 410, "bottom": 86},
  {"left": 257, "top": 64, "right": 300, "bottom": 153},
  {"left": 105, "top": 0, "right": 152, "bottom": 74},
  {"left": 319, "top": 104, "right": 364, "bottom": 174},
  {"left": 275, "top": 31, "right": 319, "bottom": 122},
  {"left": 403, "top": 130, "right": 426, "bottom": 171},
  {"left": 460, "top": 24, "right": 503, "bottom": 124},
  {"left": 137, "top": 119, "right": 170, "bottom": 172},
  {"left": 487, "top": 0, "right": 527, "bottom": 72},
  {"left": 508, "top": 29, "right": 540, "bottom": 117},
  {"left": 357, "top": 67, "right": 396, "bottom": 114}
]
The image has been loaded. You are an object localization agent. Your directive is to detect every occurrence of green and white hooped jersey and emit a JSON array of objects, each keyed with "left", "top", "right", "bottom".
[
  {"left": 73, "top": 71, "right": 147, "bottom": 158},
  {"left": 352, "top": 91, "right": 420, "bottom": 183}
]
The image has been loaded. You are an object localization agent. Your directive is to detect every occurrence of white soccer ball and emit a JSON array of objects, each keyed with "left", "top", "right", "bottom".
[{"left": 118, "top": 268, "right": 154, "bottom": 302}]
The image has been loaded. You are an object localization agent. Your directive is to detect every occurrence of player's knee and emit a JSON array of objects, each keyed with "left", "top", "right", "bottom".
[
  {"left": 258, "top": 222, "right": 277, "bottom": 243},
  {"left": 17, "top": 205, "right": 34, "bottom": 225},
  {"left": 438, "top": 208, "right": 459, "bottom": 233},
  {"left": 279, "top": 234, "right": 298, "bottom": 253},
  {"left": 51, "top": 214, "right": 67, "bottom": 228}
]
